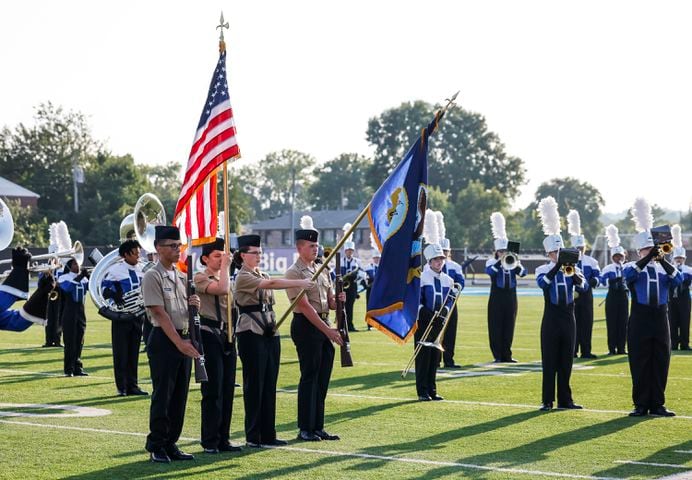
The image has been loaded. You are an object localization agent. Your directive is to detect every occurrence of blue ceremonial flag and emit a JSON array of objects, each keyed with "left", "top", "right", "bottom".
[{"left": 365, "top": 113, "right": 443, "bottom": 343}]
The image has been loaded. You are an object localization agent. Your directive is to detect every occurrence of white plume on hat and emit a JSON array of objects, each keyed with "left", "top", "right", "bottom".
[
  {"left": 567, "top": 210, "right": 581, "bottom": 236},
  {"left": 605, "top": 224, "right": 621, "bottom": 249},
  {"left": 537, "top": 197, "right": 561, "bottom": 235},
  {"left": 300, "top": 215, "right": 314, "bottom": 230},
  {"left": 342, "top": 222, "right": 354, "bottom": 243},
  {"left": 672, "top": 224, "right": 683, "bottom": 249},
  {"left": 435, "top": 211, "right": 446, "bottom": 242},
  {"left": 55, "top": 221, "right": 72, "bottom": 252},
  {"left": 490, "top": 212, "right": 507, "bottom": 241},
  {"left": 423, "top": 209, "right": 439, "bottom": 246},
  {"left": 48, "top": 223, "right": 59, "bottom": 254},
  {"left": 631, "top": 197, "right": 653, "bottom": 233}
]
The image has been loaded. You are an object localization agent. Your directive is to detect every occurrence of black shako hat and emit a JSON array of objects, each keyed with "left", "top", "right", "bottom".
[
  {"left": 295, "top": 215, "right": 319, "bottom": 243},
  {"left": 237, "top": 234, "right": 261, "bottom": 249},
  {"left": 154, "top": 225, "right": 180, "bottom": 243}
]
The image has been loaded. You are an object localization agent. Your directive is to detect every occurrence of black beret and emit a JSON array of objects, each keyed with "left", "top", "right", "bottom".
[
  {"left": 155, "top": 225, "right": 180, "bottom": 242},
  {"left": 201, "top": 237, "right": 225, "bottom": 258},
  {"left": 238, "top": 234, "right": 261, "bottom": 249}
]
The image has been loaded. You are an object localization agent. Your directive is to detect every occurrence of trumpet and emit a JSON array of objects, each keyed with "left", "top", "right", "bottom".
[
  {"left": 501, "top": 252, "right": 519, "bottom": 271},
  {"left": 401, "top": 282, "right": 462, "bottom": 378},
  {"left": 658, "top": 242, "right": 673, "bottom": 256},
  {"left": 561, "top": 264, "right": 575, "bottom": 277}
]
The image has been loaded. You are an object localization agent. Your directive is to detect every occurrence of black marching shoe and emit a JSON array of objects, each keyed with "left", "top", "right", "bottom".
[
  {"left": 444, "top": 364, "right": 462, "bottom": 369},
  {"left": 263, "top": 439, "right": 288, "bottom": 446},
  {"left": 73, "top": 370, "right": 89, "bottom": 377},
  {"left": 649, "top": 406, "right": 676, "bottom": 417},
  {"left": 628, "top": 406, "right": 648, "bottom": 417},
  {"left": 557, "top": 402, "right": 583, "bottom": 410},
  {"left": 64, "top": 372, "right": 74, "bottom": 377},
  {"left": 126, "top": 387, "right": 149, "bottom": 396},
  {"left": 149, "top": 449, "right": 171, "bottom": 463},
  {"left": 581, "top": 353, "right": 598, "bottom": 359},
  {"left": 246, "top": 441, "right": 261, "bottom": 448},
  {"left": 297, "top": 430, "right": 321, "bottom": 442},
  {"left": 116, "top": 390, "right": 127, "bottom": 397},
  {"left": 203, "top": 448, "right": 219, "bottom": 454},
  {"left": 166, "top": 446, "right": 194, "bottom": 461},
  {"left": 418, "top": 395, "right": 432, "bottom": 402},
  {"left": 314, "top": 430, "right": 340, "bottom": 441},
  {"left": 430, "top": 394, "right": 444, "bottom": 401},
  {"left": 218, "top": 443, "right": 242, "bottom": 452},
  {"left": 539, "top": 402, "right": 553, "bottom": 411},
  {"left": 504, "top": 358, "right": 518, "bottom": 363}
]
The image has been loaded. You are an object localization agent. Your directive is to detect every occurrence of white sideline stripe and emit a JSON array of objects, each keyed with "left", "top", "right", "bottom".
[
  {"left": 0, "top": 419, "right": 624, "bottom": 480},
  {"left": 615, "top": 460, "right": 691, "bottom": 469},
  {"left": 674, "top": 451, "right": 692, "bottom": 454},
  {"left": 654, "top": 472, "right": 692, "bottom": 479}
]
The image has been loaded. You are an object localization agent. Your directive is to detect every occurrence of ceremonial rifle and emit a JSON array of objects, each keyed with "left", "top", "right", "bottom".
[
  {"left": 335, "top": 252, "right": 354, "bottom": 367},
  {"left": 187, "top": 256, "right": 208, "bottom": 382}
]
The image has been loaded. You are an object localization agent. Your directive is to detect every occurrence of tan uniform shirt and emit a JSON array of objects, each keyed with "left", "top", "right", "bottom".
[
  {"left": 233, "top": 266, "right": 276, "bottom": 335},
  {"left": 285, "top": 257, "right": 332, "bottom": 316},
  {"left": 142, "top": 262, "right": 189, "bottom": 330},
  {"left": 193, "top": 271, "right": 230, "bottom": 325}
]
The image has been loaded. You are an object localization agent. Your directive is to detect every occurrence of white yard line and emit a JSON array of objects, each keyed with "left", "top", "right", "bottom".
[
  {"left": 0, "top": 418, "right": 626, "bottom": 480},
  {"left": 674, "top": 451, "right": 692, "bottom": 454},
  {"left": 615, "top": 461, "right": 690, "bottom": 469},
  {"left": 653, "top": 472, "right": 692, "bottom": 480}
]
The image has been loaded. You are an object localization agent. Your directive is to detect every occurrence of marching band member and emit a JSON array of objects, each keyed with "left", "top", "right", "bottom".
[
  {"left": 599, "top": 225, "right": 629, "bottom": 355},
  {"left": 624, "top": 198, "right": 681, "bottom": 417},
  {"left": 416, "top": 241, "right": 456, "bottom": 401},
  {"left": 567, "top": 210, "right": 601, "bottom": 359},
  {"left": 102, "top": 239, "right": 147, "bottom": 396},
  {"left": 234, "top": 234, "right": 313, "bottom": 447},
  {"left": 194, "top": 237, "right": 239, "bottom": 454},
  {"left": 0, "top": 247, "right": 53, "bottom": 332},
  {"left": 142, "top": 226, "right": 201, "bottom": 463},
  {"left": 485, "top": 212, "right": 526, "bottom": 363},
  {"left": 364, "top": 234, "right": 380, "bottom": 332},
  {"left": 535, "top": 197, "right": 587, "bottom": 411},
  {"left": 286, "top": 216, "right": 344, "bottom": 442},
  {"left": 60, "top": 257, "right": 90, "bottom": 377},
  {"left": 42, "top": 223, "right": 63, "bottom": 347},
  {"left": 340, "top": 223, "right": 362, "bottom": 332},
  {"left": 435, "top": 211, "right": 465, "bottom": 369},
  {"left": 669, "top": 225, "right": 691, "bottom": 351}
]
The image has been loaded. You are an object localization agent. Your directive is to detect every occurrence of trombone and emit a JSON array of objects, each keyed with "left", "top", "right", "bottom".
[
  {"left": 0, "top": 241, "right": 84, "bottom": 269},
  {"left": 401, "top": 282, "right": 462, "bottom": 378}
]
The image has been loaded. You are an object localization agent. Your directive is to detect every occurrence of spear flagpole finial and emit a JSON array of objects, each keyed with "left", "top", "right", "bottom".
[{"left": 217, "top": 11, "right": 230, "bottom": 51}]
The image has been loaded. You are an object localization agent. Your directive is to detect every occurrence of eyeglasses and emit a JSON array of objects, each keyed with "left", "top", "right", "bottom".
[
  {"left": 159, "top": 242, "right": 183, "bottom": 250},
  {"left": 243, "top": 250, "right": 263, "bottom": 256}
]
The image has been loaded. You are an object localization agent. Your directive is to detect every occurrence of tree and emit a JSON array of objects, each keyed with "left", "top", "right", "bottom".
[
  {"left": 614, "top": 203, "right": 667, "bottom": 235},
  {"left": 4, "top": 199, "right": 49, "bottom": 248},
  {"left": 307, "top": 153, "right": 373, "bottom": 210},
  {"left": 140, "top": 161, "right": 183, "bottom": 221},
  {"left": 365, "top": 100, "right": 525, "bottom": 199}
]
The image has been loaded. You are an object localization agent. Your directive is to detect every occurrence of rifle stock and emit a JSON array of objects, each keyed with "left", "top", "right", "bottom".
[
  {"left": 187, "top": 256, "right": 208, "bottom": 383},
  {"left": 335, "top": 253, "right": 354, "bottom": 367}
]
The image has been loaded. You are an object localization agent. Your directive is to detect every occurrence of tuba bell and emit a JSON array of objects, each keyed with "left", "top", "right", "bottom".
[
  {"left": 134, "top": 193, "right": 167, "bottom": 253},
  {"left": 0, "top": 198, "right": 14, "bottom": 251}
]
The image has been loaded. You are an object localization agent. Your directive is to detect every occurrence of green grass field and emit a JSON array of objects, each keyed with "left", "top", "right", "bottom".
[{"left": 1, "top": 293, "right": 691, "bottom": 480}]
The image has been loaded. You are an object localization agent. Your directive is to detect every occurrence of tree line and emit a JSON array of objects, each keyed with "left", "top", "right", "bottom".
[{"left": 2, "top": 102, "right": 690, "bottom": 250}]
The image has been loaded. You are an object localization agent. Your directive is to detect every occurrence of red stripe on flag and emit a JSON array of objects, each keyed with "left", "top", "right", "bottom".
[
  {"left": 183, "top": 128, "right": 237, "bottom": 191},
  {"left": 195, "top": 186, "right": 206, "bottom": 238},
  {"left": 189, "top": 109, "right": 234, "bottom": 157},
  {"left": 208, "top": 175, "right": 217, "bottom": 238}
]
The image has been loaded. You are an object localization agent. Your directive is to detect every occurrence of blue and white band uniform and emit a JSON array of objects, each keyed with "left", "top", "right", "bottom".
[
  {"left": 340, "top": 257, "right": 362, "bottom": 276},
  {"left": 536, "top": 263, "right": 589, "bottom": 305},
  {"left": 623, "top": 261, "right": 682, "bottom": 307},
  {"left": 101, "top": 261, "right": 144, "bottom": 303},
  {"left": 441, "top": 259, "right": 465, "bottom": 291},
  {"left": 59, "top": 272, "right": 89, "bottom": 303},
  {"left": 485, "top": 258, "right": 527, "bottom": 289},
  {"left": 600, "top": 263, "right": 626, "bottom": 287},
  {"left": 0, "top": 290, "right": 37, "bottom": 331},
  {"left": 365, "top": 263, "right": 379, "bottom": 284},
  {"left": 578, "top": 255, "right": 601, "bottom": 288},
  {"left": 420, "top": 268, "right": 456, "bottom": 313}
]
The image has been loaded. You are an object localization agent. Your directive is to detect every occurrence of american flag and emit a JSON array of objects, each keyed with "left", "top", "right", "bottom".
[{"left": 174, "top": 50, "right": 240, "bottom": 245}]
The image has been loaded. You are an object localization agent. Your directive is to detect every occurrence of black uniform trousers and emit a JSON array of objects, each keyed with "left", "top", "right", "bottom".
[
  {"left": 344, "top": 283, "right": 357, "bottom": 330},
  {"left": 605, "top": 288, "right": 628, "bottom": 354},
  {"left": 574, "top": 289, "right": 594, "bottom": 356},
  {"left": 365, "top": 287, "right": 372, "bottom": 329},
  {"left": 415, "top": 307, "right": 442, "bottom": 398},
  {"left": 145, "top": 327, "right": 192, "bottom": 452},
  {"left": 291, "top": 313, "right": 334, "bottom": 432},
  {"left": 627, "top": 302, "right": 671, "bottom": 410},
  {"left": 62, "top": 299, "right": 86, "bottom": 375},
  {"left": 237, "top": 331, "right": 281, "bottom": 444},
  {"left": 44, "top": 294, "right": 63, "bottom": 346},
  {"left": 668, "top": 287, "right": 690, "bottom": 349},
  {"left": 487, "top": 285, "right": 517, "bottom": 362},
  {"left": 540, "top": 298, "right": 576, "bottom": 405},
  {"left": 200, "top": 328, "right": 236, "bottom": 449},
  {"left": 142, "top": 318, "right": 153, "bottom": 351},
  {"left": 441, "top": 308, "right": 458, "bottom": 367},
  {"left": 112, "top": 316, "right": 144, "bottom": 392}
]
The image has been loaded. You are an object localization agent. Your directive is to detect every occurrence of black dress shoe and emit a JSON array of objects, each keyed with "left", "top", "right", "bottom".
[
  {"left": 607, "top": 351, "right": 616, "bottom": 355},
  {"left": 116, "top": 390, "right": 127, "bottom": 397},
  {"left": 150, "top": 449, "right": 171, "bottom": 463},
  {"left": 649, "top": 406, "right": 676, "bottom": 417},
  {"left": 504, "top": 358, "right": 518, "bottom": 363},
  {"left": 218, "top": 443, "right": 242, "bottom": 452},
  {"left": 64, "top": 372, "right": 74, "bottom": 377},
  {"left": 73, "top": 370, "right": 89, "bottom": 376},
  {"left": 297, "top": 430, "right": 321, "bottom": 442},
  {"left": 314, "top": 430, "right": 340, "bottom": 441},
  {"left": 558, "top": 402, "right": 583, "bottom": 409},
  {"left": 126, "top": 387, "right": 149, "bottom": 396},
  {"left": 444, "top": 364, "right": 462, "bottom": 369},
  {"left": 203, "top": 447, "right": 219, "bottom": 454},
  {"left": 580, "top": 353, "right": 597, "bottom": 359},
  {"left": 539, "top": 402, "right": 553, "bottom": 411},
  {"left": 628, "top": 406, "right": 648, "bottom": 417},
  {"left": 246, "top": 441, "right": 261, "bottom": 448},
  {"left": 418, "top": 395, "right": 432, "bottom": 402},
  {"left": 166, "top": 447, "right": 194, "bottom": 460},
  {"left": 263, "top": 439, "right": 288, "bottom": 446},
  {"left": 430, "top": 395, "right": 444, "bottom": 401}
]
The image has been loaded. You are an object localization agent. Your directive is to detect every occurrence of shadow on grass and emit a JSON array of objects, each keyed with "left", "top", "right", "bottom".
[{"left": 594, "top": 438, "right": 692, "bottom": 479}]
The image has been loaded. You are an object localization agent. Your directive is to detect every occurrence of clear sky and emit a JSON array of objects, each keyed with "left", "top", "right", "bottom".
[{"left": 1, "top": 0, "right": 690, "bottom": 214}]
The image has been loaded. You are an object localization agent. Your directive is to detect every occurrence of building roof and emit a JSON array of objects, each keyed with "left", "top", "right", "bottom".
[
  {"left": 247, "top": 210, "right": 368, "bottom": 231},
  {"left": 0, "top": 176, "right": 40, "bottom": 198}
]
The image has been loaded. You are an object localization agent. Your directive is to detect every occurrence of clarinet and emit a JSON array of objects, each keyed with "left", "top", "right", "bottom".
[
  {"left": 187, "top": 256, "right": 208, "bottom": 382},
  {"left": 335, "top": 252, "right": 354, "bottom": 367}
]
